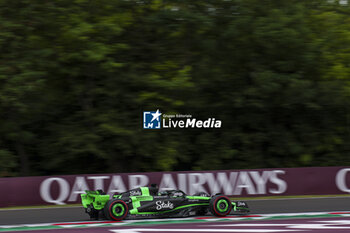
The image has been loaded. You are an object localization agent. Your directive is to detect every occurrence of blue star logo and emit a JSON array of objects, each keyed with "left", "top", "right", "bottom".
[{"left": 143, "top": 110, "right": 162, "bottom": 129}]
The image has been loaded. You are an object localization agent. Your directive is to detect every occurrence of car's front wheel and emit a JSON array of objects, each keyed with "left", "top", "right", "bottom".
[
  {"left": 105, "top": 199, "right": 128, "bottom": 221},
  {"left": 209, "top": 195, "right": 232, "bottom": 217}
]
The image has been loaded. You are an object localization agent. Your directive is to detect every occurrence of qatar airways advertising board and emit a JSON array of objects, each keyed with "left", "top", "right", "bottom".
[{"left": 1, "top": 167, "right": 350, "bottom": 207}]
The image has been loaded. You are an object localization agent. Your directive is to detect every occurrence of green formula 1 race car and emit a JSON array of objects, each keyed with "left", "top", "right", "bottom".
[{"left": 81, "top": 184, "right": 249, "bottom": 221}]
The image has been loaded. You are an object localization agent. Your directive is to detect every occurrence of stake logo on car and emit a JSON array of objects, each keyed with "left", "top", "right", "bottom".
[
  {"left": 129, "top": 190, "right": 142, "bottom": 196},
  {"left": 156, "top": 201, "right": 174, "bottom": 210}
]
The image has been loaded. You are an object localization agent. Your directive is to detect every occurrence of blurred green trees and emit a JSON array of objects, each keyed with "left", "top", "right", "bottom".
[{"left": 0, "top": 0, "right": 349, "bottom": 176}]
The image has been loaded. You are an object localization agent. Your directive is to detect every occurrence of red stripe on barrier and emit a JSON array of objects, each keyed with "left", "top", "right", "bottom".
[{"left": 329, "top": 212, "right": 350, "bottom": 215}]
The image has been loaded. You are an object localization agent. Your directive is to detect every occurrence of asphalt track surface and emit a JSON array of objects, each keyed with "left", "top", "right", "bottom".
[{"left": 1, "top": 197, "right": 350, "bottom": 225}]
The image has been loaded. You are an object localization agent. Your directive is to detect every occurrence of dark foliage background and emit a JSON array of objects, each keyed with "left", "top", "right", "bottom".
[{"left": 0, "top": 0, "right": 349, "bottom": 176}]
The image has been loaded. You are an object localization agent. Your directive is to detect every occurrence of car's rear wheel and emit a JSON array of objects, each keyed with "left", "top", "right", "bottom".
[
  {"left": 209, "top": 195, "right": 232, "bottom": 217},
  {"left": 105, "top": 199, "right": 128, "bottom": 221}
]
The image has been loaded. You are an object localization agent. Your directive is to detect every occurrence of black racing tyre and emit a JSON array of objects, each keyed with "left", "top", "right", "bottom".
[
  {"left": 209, "top": 195, "right": 232, "bottom": 217},
  {"left": 105, "top": 199, "right": 128, "bottom": 221}
]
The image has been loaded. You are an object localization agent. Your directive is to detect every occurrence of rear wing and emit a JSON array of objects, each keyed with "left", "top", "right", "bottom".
[{"left": 81, "top": 190, "right": 110, "bottom": 210}]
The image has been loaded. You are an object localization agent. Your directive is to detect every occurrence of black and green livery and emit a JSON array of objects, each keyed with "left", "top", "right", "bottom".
[{"left": 81, "top": 185, "right": 249, "bottom": 221}]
